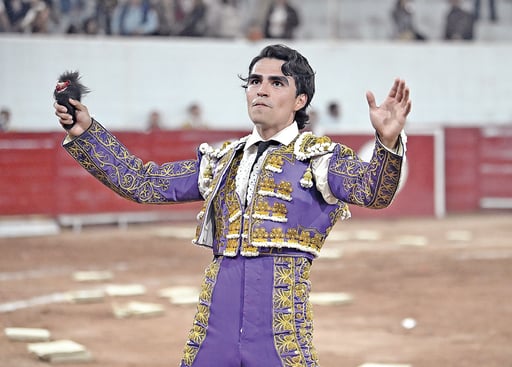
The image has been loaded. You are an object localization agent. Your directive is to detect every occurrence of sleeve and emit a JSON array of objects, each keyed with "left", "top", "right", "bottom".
[
  {"left": 313, "top": 133, "right": 406, "bottom": 208},
  {"left": 63, "top": 119, "right": 202, "bottom": 204}
]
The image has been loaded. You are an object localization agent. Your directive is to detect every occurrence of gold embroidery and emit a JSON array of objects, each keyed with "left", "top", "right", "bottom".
[
  {"left": 276, "top": 181, "right": 293, "bottom": 200},
  {"left": 272, "top": 202, "right": 287, "bottom": 221},
  {"left": 294, "top": 132, "right": 336, "bottom": 161},
  {"left": 273, "top": 257, "right": 318, "bottom": 366},
  {"left": 254, "top": 199, "right": 271, "bottom": 217},
  {"left": 329, "top": 143, "right": 402, "bottom": 209},
  {"left": 260, "top": 177, "right": 275, "bottom": 192},
  {"left": 180, "top": 257, "right": 221, "bottom": 367},
  {"left": 253, "top": 227, "right": 269, "bottom": 244},
  {"left": 66, "top": 120, "right": 198, "bottom": 204},
  {"left": 270, "top": 227, "right": 285, "bottom": 243},
  {"left": 265, "top": 154, "right": 284, "bottom": 172},
  {"left": 300, "top": 166, "right": 313, "bottom": 188}
]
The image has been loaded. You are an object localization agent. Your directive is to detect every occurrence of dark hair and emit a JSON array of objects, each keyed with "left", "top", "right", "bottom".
[{"left": 240, "top": 44, "right": 315, "bottom": 130}]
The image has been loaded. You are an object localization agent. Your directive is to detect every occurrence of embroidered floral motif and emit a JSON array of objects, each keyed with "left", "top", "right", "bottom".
[
  {"left": 265, "top": 154, "right": 284, "bottom": 173},
  {"left": 328, "top": 142, "right": 402, "bottom": 209},
  {"left": 258, "top": 177, "right": 293, "bottom": 201},
  {"left": 212, "top": 151, "right": 243, "bottom": 255},
  {"left": 252, "top": 199, "right": 288, "bottom": 223},
  {"left": 181, "top": 257, "right": 221, "bottom": 367},
  {"left": 249, "top": 226, "right": 334, "bottom": 256},
  {"left": 273, "top": 257, "right": 318, "bottom": 367},
  {"left": 66, "top": 120, "right": 199, "bottom": 204}
]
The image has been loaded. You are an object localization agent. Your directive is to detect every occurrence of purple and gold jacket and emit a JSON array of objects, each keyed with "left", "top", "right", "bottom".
[{"left": 64, "top": 119, "right": 404, "bottom": 258}]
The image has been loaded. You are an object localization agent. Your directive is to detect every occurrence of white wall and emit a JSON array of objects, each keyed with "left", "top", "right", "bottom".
[{"left": 1, "top": 35, "right": 511, "bottom": 132}]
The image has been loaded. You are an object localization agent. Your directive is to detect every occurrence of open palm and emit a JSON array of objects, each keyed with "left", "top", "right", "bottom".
[{"left": 366, "top": 78, "right": 412, "bottom": 149}]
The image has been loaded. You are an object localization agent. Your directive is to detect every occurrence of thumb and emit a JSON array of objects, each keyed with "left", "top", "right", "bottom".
[{"left": 366, "top": 91, "right": 377, "bottom": 109}]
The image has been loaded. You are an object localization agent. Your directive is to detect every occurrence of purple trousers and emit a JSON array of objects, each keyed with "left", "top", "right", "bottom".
[{"left": 180, "top": 254, "right": 319, "bottom": 367}]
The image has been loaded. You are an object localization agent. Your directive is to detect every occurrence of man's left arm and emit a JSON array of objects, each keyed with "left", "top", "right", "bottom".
[{"left": 324, "top": 138, "right": 404, "bottom": 209}]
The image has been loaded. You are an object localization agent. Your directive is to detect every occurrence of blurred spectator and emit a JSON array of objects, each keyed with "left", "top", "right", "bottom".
[
  {"left": 0, "top": 1, "right": 11, "bottom": 31},
  {"left": 146, "top": 109, "right": 163, "bottom": 131},
  {"left": 181, "top": 102, "right": 208, "bottom": 129},
  {"left": 206, "top": 0, "right": 240, "bottom": 39},
  {"left": 151, "top": 0, "right": 176, "bottom": 36},
  {"left": 111, "top": 0, "right": 159, "bottom": 36},
  {"left": 473, "top": 0, "right": 497, "bottom": 22},
  {"left": 245, "top": 19, "right": 263, "bottom": 41},
  {"left": 318, "top": 100, "right": 342, "bottom": 135},
  {"left": 51, "top": 0, "right": 96, "bottom": 34},
  {"left": 391, "top": 0, "right": 427, "bottom": 41},
  {"left": 178, "top": 0, "right": 207, "bottom": 37},
  {"left": 4, "top": 0, "right": 33, "bottom": 32},
  {"left": 96, "top": 0, "right": 117, "bottom": 35},
  {"left": 82, "top": 14, "right": 100, "bottom": 34},
  {"left": 29, "top": 1, "right": 53, "bottom": 32},
  {"left": 4, "top": 0, "right": 49, "bottom": 33},
  {"left": 324, "top": 101, "right": 342, "bottom": 124},
  {"left": 0, "top": 107, "right": 11, "bottom": 132},
  {"left": 445, "top": 0, "right": 474, "bottom": 41},
  {"left": 263, "top": 0, "right": 299, "bottom": 39},
  {"left": 19, "top": 0, "right": 54, "bottom": 33}
]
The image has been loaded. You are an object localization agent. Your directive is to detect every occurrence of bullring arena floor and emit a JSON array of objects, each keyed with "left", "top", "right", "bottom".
[{"left": 1, "top": 212, "right": 511, "bottom": 367}]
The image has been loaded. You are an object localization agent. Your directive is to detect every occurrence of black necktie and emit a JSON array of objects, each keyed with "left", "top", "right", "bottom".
[{"left": 251, "top": 140, "right": 277, "bottom": 172}]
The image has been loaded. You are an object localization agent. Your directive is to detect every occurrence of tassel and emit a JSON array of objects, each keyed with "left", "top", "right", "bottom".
[{"left": 300, "top": 166, "right": 314, "bottom": 188}]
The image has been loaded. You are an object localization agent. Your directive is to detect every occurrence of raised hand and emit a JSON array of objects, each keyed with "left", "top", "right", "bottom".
[{"left": 366, "top": 78, "right": 412, "bottom": 149}]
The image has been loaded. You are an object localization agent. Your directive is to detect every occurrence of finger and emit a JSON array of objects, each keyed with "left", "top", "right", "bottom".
[
  {"left": 54, "top": 107, "right": 71, "bottom": 119},
  {"left": 54, "top": 102, "right": 68, "bottom": 114},
  {"left": 395, "top": 79, "right": 406, "bottom": 102},
  {"left": 366, "top": 91, "right": 377, "bottom": 109},
  {"left": 401, "top": 86, "right": 410, "bottom": 106},
  {"left": 69, "top": 98, "right": 83, "bottom": 110},
  {"left": 388, "top": 78, "right": 400, "bottom": 98},
  {"left": 54, "top": 109, "right": 70, "bottom": 120},
  {"left": 405, "top": 100, "right": 412, "bottom": 116},
  {"left": 59, "top": 117, "right": 74, "bottom": 129}
]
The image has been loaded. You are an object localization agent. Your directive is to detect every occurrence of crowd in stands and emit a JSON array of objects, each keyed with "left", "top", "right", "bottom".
[
  {"left": 390, "top": 0, "right": 487, "bottom": 41},
  {"left": 0, "top": 0, "right": 503, "bottom": 41},
  {"left": 0, "top": 0, "right": 303, "bottom": 39}
]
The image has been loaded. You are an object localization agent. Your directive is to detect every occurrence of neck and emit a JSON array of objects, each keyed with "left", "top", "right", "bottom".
[{"left": 255, "top": 122, "right": 295, "bottom": 141}]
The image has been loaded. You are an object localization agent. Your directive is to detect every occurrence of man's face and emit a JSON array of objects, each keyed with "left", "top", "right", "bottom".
[{"left": 245, "top": 58, "right": 306, "bottom": 136}]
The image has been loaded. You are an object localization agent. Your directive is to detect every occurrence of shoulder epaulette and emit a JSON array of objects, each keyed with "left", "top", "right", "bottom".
[
  {"left": 199, "top": 135, "right": 250, "bottom": 159},
  {"left": 294, "top": 131, "right": 336, "bottom": 161}
]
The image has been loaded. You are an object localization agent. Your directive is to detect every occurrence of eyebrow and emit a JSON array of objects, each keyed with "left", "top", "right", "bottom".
[{"left": 248, "top": 74, "right": 290, "bottom": 86}]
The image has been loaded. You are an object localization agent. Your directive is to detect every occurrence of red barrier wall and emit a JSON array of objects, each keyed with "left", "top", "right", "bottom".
[
  {"left": 330, "top": 134, "right": 436, "bottom": 219},
  {"left": 0, "top": 129, "right": 438, "bottom": 219},
  {"left": 2, "top": 126, "right": 510, "bottom": 220},
  {"left": 444, "top": 125, "right": 512, "bottom": 212},
  {"left": 444, "top": 128, "right": 480, "bottom": 212},
  {"left": 0, "top": 133, "right": 60, "bottom": 215}
]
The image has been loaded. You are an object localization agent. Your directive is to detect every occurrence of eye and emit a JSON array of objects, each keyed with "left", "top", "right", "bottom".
[
  {"left": 272, "top": 80, "right": 284, "bottom": 87},
  {"left": 248, "top": 78, "right": 260, "bottom": 85}
]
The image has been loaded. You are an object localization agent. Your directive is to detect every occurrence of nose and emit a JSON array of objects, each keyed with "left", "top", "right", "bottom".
[{"left": 256, "top": 81, "right": 269, "bottom": 97}]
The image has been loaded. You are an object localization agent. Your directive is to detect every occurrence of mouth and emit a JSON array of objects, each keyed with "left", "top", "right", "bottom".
[{"left": 252, "top": 101, "right": 270, "bottom": 108}]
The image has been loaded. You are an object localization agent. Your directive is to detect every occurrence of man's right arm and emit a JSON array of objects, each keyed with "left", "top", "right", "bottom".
[{"left": 63, "top": 119, "right": 203, "bottom": 204}]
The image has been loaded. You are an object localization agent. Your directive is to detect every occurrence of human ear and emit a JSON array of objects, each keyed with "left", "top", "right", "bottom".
[{"left": 295, "top": 94, "right": 307, "bottom": 111}]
